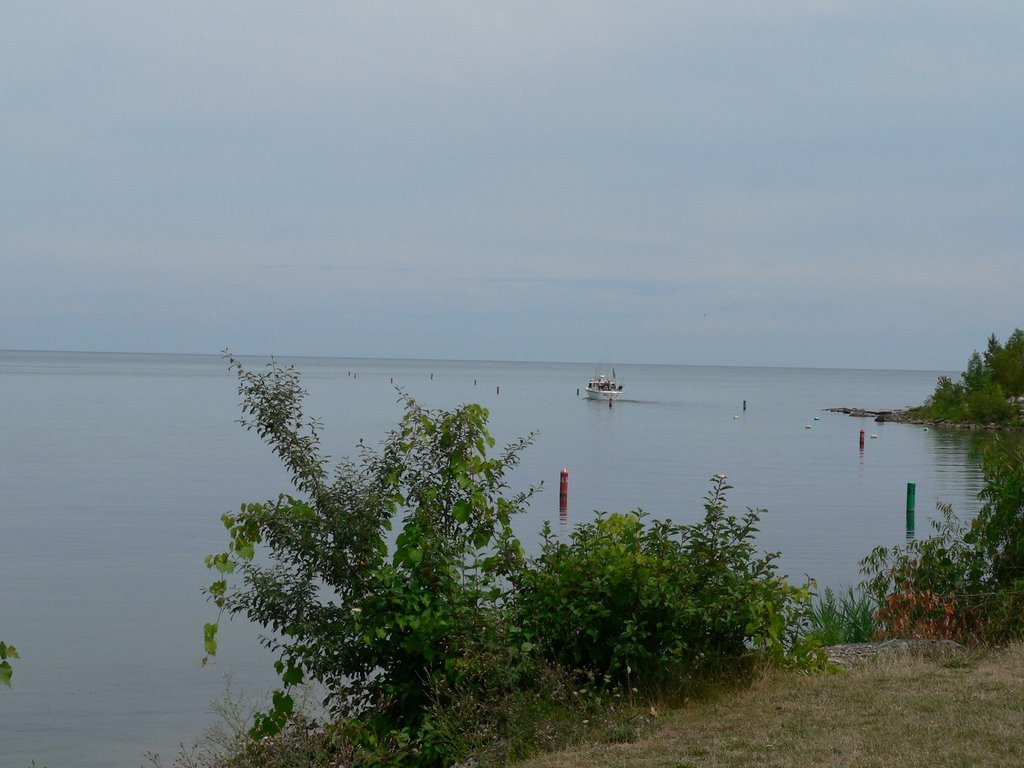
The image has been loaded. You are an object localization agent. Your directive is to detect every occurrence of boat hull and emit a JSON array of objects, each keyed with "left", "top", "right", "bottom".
[{"left": 585, "top": 386, "right": 623, "bottom": 401}]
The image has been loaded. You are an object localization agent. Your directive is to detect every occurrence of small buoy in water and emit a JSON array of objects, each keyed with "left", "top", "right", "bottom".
[
  {"left": 804, "top": 424, "right": 812, "bottom": 430},
  {"left": 870, "top": 434, "right": 879, "bottom": 439},
  {"left": 733, "top": 415, "right": 740, "bottom": 420},
  {"left": 923, "top": 427, "right": 929, "bottom": 432},
  {"left": 813, "top": 416, "right": 820, "bottom": 421}
]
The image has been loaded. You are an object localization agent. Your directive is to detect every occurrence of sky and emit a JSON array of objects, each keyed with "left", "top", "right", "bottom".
[{"left": 2, "top": 2, "right": 1022, "bottom": 370}]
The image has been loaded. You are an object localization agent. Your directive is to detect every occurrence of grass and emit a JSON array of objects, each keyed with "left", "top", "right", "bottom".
[
  {"left": 513, "top": 643, "right": 1024, "bottom": 768},
  {"left": 153, "top": 644, "right": 1024, "bottom": 767}
]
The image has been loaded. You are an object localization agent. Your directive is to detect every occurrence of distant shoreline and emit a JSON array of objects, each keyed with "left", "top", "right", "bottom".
[{"left": 826, "top": 407, "right": 1024, "bottom": 432}]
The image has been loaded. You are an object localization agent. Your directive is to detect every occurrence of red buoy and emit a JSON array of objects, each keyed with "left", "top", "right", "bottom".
[
  {"left": 859, "top": 429, "right": 865, "bottom": 450},
  {"left": 559, "top": 468, "right": 568, "bottom": 512}
]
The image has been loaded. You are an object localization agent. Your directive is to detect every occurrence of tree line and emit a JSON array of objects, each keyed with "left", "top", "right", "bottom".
[{"left": 909, "top": 329, "right": 1024, "bottom": 426}]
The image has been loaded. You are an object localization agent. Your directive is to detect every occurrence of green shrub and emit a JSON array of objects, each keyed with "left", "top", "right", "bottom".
[
  {"left": 204, "top": 359, "right": 824, "bottom": 767},
  {"left": 861, "top": 438, "right": 1024, "bottom": 643},
  {"left": 968, "top": 438, "right": 1024, "bottom": 589},
  {"left": 966, "top": 385, "right": 1015, "bottom": 425},
  {"left": 204, "top": 354, "right": 537, "bottom": 748},
  {"left": 861, "top": 503, "right": 986, "bottom": 641},
  {"left": 514, "top": 476, "right": 818, "bottom": 691}
]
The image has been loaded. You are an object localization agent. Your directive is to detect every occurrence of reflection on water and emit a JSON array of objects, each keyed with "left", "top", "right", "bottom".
[
  {"left": 924, "top": 428, "right": 1023, "bottom": 519},
  {"left": 925, "top": 429, "right": 986, "bottom": 512}
]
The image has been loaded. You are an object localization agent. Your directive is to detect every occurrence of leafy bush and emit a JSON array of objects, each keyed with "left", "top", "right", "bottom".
[
  {"left": 861, "top": 438, "right": 1024, "bottom": 643},
  {"left": 205, "top": 359, "right": 822, "bottom": 766},
  {"left": 967, "top": 385, "right": 1015, "bottom": 424},
  {"left": 968, "top": 438, "right": 1024, "bottom": 586},
  {"left": 861, "top": 503, "right": 986, "bottom": 641},
  {"left": 514, "top": 476, "right": 818, "bottom": 691},
  {"left": 205, "top": 355, "right": 536, "bottom": 745}
]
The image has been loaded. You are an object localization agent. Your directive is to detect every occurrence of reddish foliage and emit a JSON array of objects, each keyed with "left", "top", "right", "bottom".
[{"left": 873, "top": 564, "right": 982, "bottom": 642}]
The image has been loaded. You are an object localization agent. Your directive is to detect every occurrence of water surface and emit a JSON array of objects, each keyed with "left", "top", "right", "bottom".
[{"left": 0, "top": 352, "right": 988, "bottom": 767}]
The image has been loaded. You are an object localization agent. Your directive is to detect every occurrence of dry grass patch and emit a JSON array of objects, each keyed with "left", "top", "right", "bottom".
[{"left": 516, "top": 644, "right": 1024, "bottom": 768}]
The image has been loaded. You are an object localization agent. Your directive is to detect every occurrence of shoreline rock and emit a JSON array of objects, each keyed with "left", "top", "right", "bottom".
[{"left": 824, "top": 407, "right": 1024, "bottom": 432}]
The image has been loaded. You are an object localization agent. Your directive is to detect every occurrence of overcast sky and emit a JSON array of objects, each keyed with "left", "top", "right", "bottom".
[{"left": 2, "top": 2, "right": 1021, "bottom": 369}]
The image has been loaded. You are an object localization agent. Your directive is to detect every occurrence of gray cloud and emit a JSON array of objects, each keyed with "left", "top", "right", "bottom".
[{"left": 2, "top": 2, "right": 1021, "bottom": 367}]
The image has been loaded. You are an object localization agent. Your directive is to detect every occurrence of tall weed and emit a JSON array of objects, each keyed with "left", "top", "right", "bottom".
[{"left": 804, "top": 586, "right": 879, "bottom": 644}]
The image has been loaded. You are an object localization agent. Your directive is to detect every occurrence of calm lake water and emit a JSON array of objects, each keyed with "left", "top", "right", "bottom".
[{"left": 0, "top": 351, "right": 990, "bottom": 767}]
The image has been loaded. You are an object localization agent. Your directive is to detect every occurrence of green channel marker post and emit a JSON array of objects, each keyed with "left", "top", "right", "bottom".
[{"left": 906, "top": 482, "right": 916, "bottom": 539}]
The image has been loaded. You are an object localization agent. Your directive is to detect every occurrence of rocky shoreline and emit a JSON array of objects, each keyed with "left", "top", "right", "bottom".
[
  {"left": 825, "top": 407, "right": 1024, "bottom": 432},
  {"left": 823, "top": 639, "right": 967, "bottom": 669}
]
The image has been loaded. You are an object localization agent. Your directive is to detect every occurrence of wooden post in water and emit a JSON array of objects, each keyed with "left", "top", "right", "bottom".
[{"left": 906, "top": 482, "right": 916, "bottom": 539}]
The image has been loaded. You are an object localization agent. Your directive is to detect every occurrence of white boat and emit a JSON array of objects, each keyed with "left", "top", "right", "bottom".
[{"left": 585, "top": 370, "right": 623, "bottom": 400}]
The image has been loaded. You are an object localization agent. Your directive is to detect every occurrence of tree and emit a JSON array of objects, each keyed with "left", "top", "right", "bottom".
[
  {"left": 912, "top": 330, "right": 1024, "bottom": 425},
  {"left": 987, "top": 329, "right": 1024, "bottom": 397},
  {"left": 961, "top": 351, "right": 992, "bottom": 393}
]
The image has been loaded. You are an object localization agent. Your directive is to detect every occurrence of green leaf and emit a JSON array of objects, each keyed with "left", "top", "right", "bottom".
[
  {"left": 452, "top": 499, "right": 473, "bottom": 525},
  {"left": 272, "top": 689, "right": 294, "bottom": 715},
  {"left": 281, "top": 664, "right": 304, "bottom": 686},
  {"left": 203, "top": 622, "right": 219, "bottom": 657},
  {"left": 396, "top": 545, "right": 423, "bottom": 566},
  {"left": 0, "top": 660, "right": 11, "bottom": 687}
]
